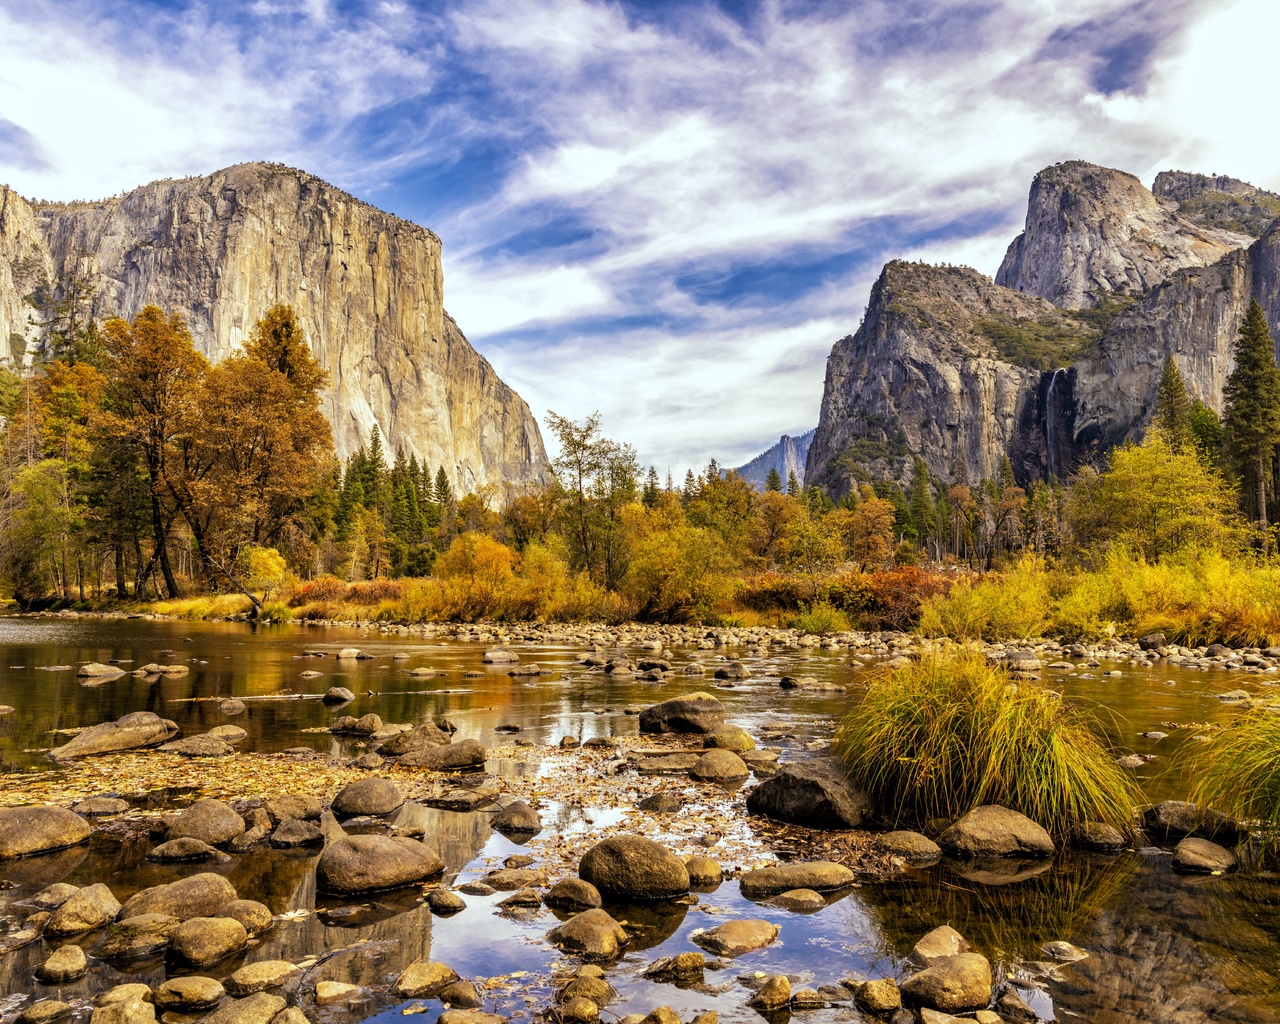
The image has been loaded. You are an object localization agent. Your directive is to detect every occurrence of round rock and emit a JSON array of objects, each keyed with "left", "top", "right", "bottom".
[
  {"left": 691, "top": 919, "right": 778, "bottom": 956},
  {"left": 36, "top": 944, "right": 87, "bottom": 983},
  {"left": 579, "top": 835, "right": 690, "bottom": 901},
  {"left": 331, "top": 777, "right": 404, "bottom": 817},
  {"left": 218, "top": 899, "right": 274, "bottom": 937},
  {"left": 169, "top": 916, "right": 248, "bottom": 966},
  {"left": 316, "top": 835, "right": 444, "bottom": 894},
  {"left": 937, "top": 806, "right": 1054, "bottom": 859},
  {"left": 225, "top": 960, "right": 302, "bottom": 996},
  {"left": 689, "top": 748, "right": 749, "bottom": 782},
  {"left": 155, "top": 976, "right": 226, "bottom": 1011},
  {"left": 165, "top": 799, "right": 245, "bottom": 847},
  {"left": 1172, "top": 837, "right": 1238, "bottom": 874},
  {"left": 547, "top": 908, "right": 629, "bottom": 960},
  {"left": 0, "top": 806, "right": 91, "bottom": 859}
]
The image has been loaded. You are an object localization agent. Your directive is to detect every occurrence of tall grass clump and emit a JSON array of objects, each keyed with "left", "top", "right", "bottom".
[
  {"left": 789, "top": 600, "right": 851, "bottom": 634},
  {"left": 832, "top": 652, "right": 1139, "bottom": 835},
  {"left": 1185, "top": 707, "right": 1280, "bottom": 848},
  {"left": 917, "top": 556, "right": 1049, "bottom": 641}
]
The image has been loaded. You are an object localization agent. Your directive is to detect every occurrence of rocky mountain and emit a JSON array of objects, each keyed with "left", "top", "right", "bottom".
[
  {"left": 734, "top": 429, "right": 815, "bottom": 490},
  {"left": 0, "top": 163, "right": 550, "bottom": 490},
  {"left": 1153, "top": 170, "right": 1280, "bottom": 239},
  {"left": 808, "top": 160, "right": 1280, "bottom": 494}
]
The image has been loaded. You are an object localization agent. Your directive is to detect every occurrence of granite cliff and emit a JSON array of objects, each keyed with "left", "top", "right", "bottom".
[
  {"left": 0, "top": 163, "right": 550, "bottom": 490},
  {"left": 808, "top": 161, "right": 1280, "bottom": 494},
  {"left": 734, "top": 429, "right": 815, "bottom": 490}
]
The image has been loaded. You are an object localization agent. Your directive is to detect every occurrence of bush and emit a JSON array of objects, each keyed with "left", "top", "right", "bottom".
[
  {"left": 259, "top": 600, "right": 292, "bottom": 622},
  {"left": 1184, "top": 707, "right": 1280, "bottom": 848},
  {"left": 832, "top": 652, "right": 1139, "bottom": 834},
  {"left": 345, "top": 579, "right": 403, "bottom": 605},
  {"left": 288, "top": 576, "right": 347, "bottom": 607},
  {"left": 917, "top": 557, "right": 1049, "bottom": 641},
  {"left": 790, "top": 601, "right": 850, "bottom": 634}
]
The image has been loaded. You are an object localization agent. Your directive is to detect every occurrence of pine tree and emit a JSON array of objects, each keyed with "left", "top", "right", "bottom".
[
  {"left": 665, "top": 469, "right": 675, "bottom": 492},
  {"left": 786, "top": 470, "right": 800, "bottom": 496},
  {"left": 998, "top": 454, "right": 1017, "bottom": 492},
  {"left": 682, "top": 469, "right": 697, "bottom": 502},
  {"left": 1190, "top": 399, "right": 1225, "bottom": 461},
  {"left": 362, "top": 426, "right": 389, "bottom": 514},
  {"left": 434, "top": 466, "right": 455, "bottom": 509},
  {"left": 1153, "top": 356, "right": 1192, "bottom": 449},
  {"left": 765, "top": 467, "right": 783, "bottom": 492},
  {"left": 642, "top": 466, "right": 660, "bottom": 507},
  {"left": 1224, "top": 299, "right": 1280, "bottom": 543},
  {"left": 908, "top": 457, "right": 934, "bottom": 552}
]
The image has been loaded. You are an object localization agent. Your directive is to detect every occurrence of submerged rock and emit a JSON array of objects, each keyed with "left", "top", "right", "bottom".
[
  {"left": 147, "top": 837, "right": 223, "bottom": 863},
  {"left": 745, "top": 758, "right": 868, "bottom": 829},
  {"left": 94, "top": 913, "right": 180, "bottom": 959},
  {"left": 225, "top": 960, "right": 302, "bottom": 996},
  {"left": 117, "top": 872, "right": 238, "bottom": 921},
  {"left": 691, "top": 919, "right": 778, "bottom": 956},
  {"left": 1142, "top": 801, "right": 1243, "bottom": 844},
  {"left": 394, "top": 960, "right": 460, "bottom": 998},
  {"left": 36, "top": 944, "right": 88, "bottom": 983},
  {"left": 579, "top": 835, "right": 690, "bottom": 900},
  {"left": 170, "top": 916, "right": 248, "bottom": 966},
  {"left": 873, "top": 831, "right": 942, "bottom": 864},
  {"left": 154, "top": 976, "right": 226, "bottom": 1012},
  {"left": 158, "top": 735, "right": 234, "bottom": 757}
]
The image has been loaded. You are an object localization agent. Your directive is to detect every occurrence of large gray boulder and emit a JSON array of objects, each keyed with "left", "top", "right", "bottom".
[
  {"left": 579, "top": 836, "right": 690, "bottom": 901},
  {"left": 399, "top": 739, "right": 488, "bottom": 770},
  {"left": 316, "top": 835, "right": 444, "bottom": 894},
  {"left": 0, "top": 805, "right": 91, "bottom": 859},
  {"left": 638, "top": 693, "right": 725, "bottom": 734},
  {"left": 50, "top": 711, "right": 178, "bottom": 759},
  {"left": 738, "top": 861, "right": 855, "bottom": 898},
  {"left": 165, "top": 800, "right": 245, "bottom": 847},
  {"left": 117, "top": 872, "right": 237, "bottom": 921},
  {"left": 331, "top": 777, "right": 404, "bottom": 817},
  {"left": 745, "top": 758, "right": 868, "bottom": 829},
  {"left": 938, "top": 806, "right": 1054, "bottom": 858}
]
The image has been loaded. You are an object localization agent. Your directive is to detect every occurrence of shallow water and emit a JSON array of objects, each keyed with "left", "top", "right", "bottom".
[{"left": 0, "top": 618, "right": 1278, "bottom": 1024}]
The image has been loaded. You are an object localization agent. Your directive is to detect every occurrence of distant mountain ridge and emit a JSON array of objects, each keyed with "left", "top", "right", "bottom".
[{"left": 734, "top": 429, "right": 815, "bottom": 490}]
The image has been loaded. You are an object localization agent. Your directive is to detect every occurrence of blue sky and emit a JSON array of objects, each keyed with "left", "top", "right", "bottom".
[{"left": 1, "top": 0, "right": 1275, "bottom": 476}]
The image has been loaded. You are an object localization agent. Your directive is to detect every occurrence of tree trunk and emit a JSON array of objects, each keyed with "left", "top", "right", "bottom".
[
  {"left": 1259, "top": 448, "right": 1270, "bottom": 554},
  {"left": 115, "top": 544, "right": 127, "bottom": 599},
  {"left": 151, "top": 491, "right": 180, "bottom": 598}
]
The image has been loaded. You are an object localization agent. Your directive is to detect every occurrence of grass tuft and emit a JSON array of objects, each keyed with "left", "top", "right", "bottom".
[
  {"left": 1184, "top": 706, "right": 1280, "bottom": 848},
  {"left": 832, "top": 652, "right": 1140, "bottom": 835}
]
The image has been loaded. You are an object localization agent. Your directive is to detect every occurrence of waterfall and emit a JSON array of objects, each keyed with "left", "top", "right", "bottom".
[{"left": 1045, "top": 368, "right": 1065, "bottom": 479}]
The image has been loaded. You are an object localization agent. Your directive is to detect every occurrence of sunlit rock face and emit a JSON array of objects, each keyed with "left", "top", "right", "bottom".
[{"left": 0, "top": 164, "right": 550, "bottom": 490}]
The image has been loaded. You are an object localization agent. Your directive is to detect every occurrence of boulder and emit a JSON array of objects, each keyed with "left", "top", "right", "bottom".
[
  {"left": 46, "top": 882, "right": 122, "bottom": 935},
  {"left": 117, "top": 872, "right": 238, "bottom": 921},
  {"left": 638, "top": 692, "right": 725, "bottom": 734},
  {"left": 429, "top": 888, "right": 467, "bottom": 914},
  {"left": 909, "top": 926, "right": 971, "bottom": 965},
  {"left": 230, "top": 825, "right": 270, "bottom": 853},
  {"left": 544, "top": 877, "right": 603, "bottom": 911},
  {"left": 154, "top": 977, "right": 225, "bottom": 1012},
  {"left": 1072, "top": 822, "right": 1127, "bottom": 852},
  {"left": 938, "top": 806, "right": 1054, "bottom": 858},
  {"left": 398, "top": 738, "right": 488, "bottom": 770},
  {"left": 217, "top": 900, "right": 274, "bottom": 937},
  {"left": 748, "top": 975, "right": 791, "bottom": 1010},
  {"left": 166, "top": 800, "right": 245, "bottom": 846},
  {"left": 857, "top": 979, "right": 901, "bottom": 1014},
  {"left": 93, "top": 913, "right": 180, "bottom": 959},
  {"left": 874, "top": 831, "right": 942, "bottom": 864},
  {"left": 703, "top": 724, "right": 755, "bottom": 751},
  {"left": 50, "top": 712, "right": 178, "bottom": 759},
  {"left": 18, "top": 1002, "right": 72, "bottom": 1024},
  {"left": 438, "top": 1013, "right": 504, "bottom": 1024},
  {"left": 1172, "top": 837, "right": 1239, "bottom": 873},
  {"left": 394, "top": 960, "right": 460, "bottom": 998},
  {"left": 322, "top": 687, "right": 355, "bottom": 704},
  {"left": 315, "top": 835, "right": 444, "bottom": 894},
  {"left": 147, "top": 837, "right": 222, "bottom": 863},
  {"left": 225, "top": 960, "right": 302, "bottom": 996},
  {"left": 638, "top": 792, "right": 683, "bottom": 813},
  {"left": 995, "top": 988, "right": 1039, "bottom": 1023},
  {"left": 438, "top": 980, "right": 482, "bottom": 1008},
  {"left": 484, "top": 867, "right": 540, "bottom": 891},
  {"left": 1138, "top": 632, "right": 1166, "bottom": 652},
  {"left": 78, "top": 662, "right": 126, "bottom": 679},
  {"left": 492, "top": 800, "right": 541, "bottom": 835},
  {"left": 713, "top": 661, "right": 750, "bottom": 680},
  {"left": 158, "top": 735, "right": 235, "bottom": 758},
  {"left": 31, "top": 883, "right": 80, "bottom": 910},
  {"left": 0, "top": 805, "right": 91, "bottom": 858},
  {"left": 316, "top": 981, "right": 359, "bottom": 1005},
  {"left": 170, "top": 916, "right": 248, "bottom": 966},
  {"left": 199, "top": 993, "right": 286, "bottom": 1024},
  {"left": 270, "top": 819, "right": 324, "bottom": 847},
  {"left": 745, "top": 758, "right": 868, "bottom": 829},
  {"left": 1142, "top": 801, "right": 1243, "bottom": 844},
  {"left": 220, "top": 699, "right": 246, "bottom": 715},
  {"left": 263, "top": 794, "right": 323, "bottom": 824},
  {"left": 900, "top": 953, "right": 992, "bottom": 1013},
  {"left": 36, "top": 944, "right": 88, "bottom": 983},
  {"left": 685, "top": 856, "right": 722, "bottom": 886},
  {"left": 770, "top": 888, "right": 826, "bottom": 911},
  {"left": 482, "top": 648, "right": 520, "bottom": 663},
  {"left": 691, "top": 919, "right": 778, "bottom": 956},
  {"left": 547, "top": 908, "right": 629, "bottom": 959},
  {"left": 331, "top": 777, "right": 404, "bottom": 817},
  {"left": 739, "top": 860, "right": 855, "bottom": 898},
  {"left": 689, "top": 748, "right": 749, "bottom": 782},
  {"left": 579, "top": 835, "right": 690, "bottom": 900},
  {"left": 73, "top": 797, "right": 130, "bottom": 817},
  {"left": 377, "top": 721, "right": 452, "bottom": 756},
  {"left": 96, "top": 986, "right": 153, "bottom": 1007}
]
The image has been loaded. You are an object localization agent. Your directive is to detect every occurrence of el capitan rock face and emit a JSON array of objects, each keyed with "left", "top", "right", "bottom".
[
  {"left": 807, "top": 160, "right": 1280, "bottom": 493},
  {"left": 0, "top": 163, "right": 549, "bottom": 490}
]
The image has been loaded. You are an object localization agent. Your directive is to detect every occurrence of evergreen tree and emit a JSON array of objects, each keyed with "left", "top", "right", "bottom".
[
  {"left": 434, "top": 466, "right": 455, "bottom": 509},
  {"left": 642, "top": 466, "right": 661, "bottom": 507},
  {"left": 682, "top": 469, "right": 697, "bottom": 502},
  {"left": 1189, "top": 399, "right": 1225, "bottom": 461},
  {"left": 786, "top": 470, "right": 801, "bottom": 496},
  {"left": 765, "top": 467, "right": 783, "bottom": 492},
  {"left": 362, "top": 426, "right": 390, "bottom": 514},
  {"left": 1223, "top": 299, "right": 1280, "bottom": 543},
  {"left": 908, "top": 457, "right": 935, "bottom": 552},
  {"left": 665, "top": 469, "right": 675, "bottom": 492},
  {"left": 998, "top": 454, "right": 1017, "bottom": 492},
  {"left": 1153, "top": 356, "right": 1192, "bottom": 449}
]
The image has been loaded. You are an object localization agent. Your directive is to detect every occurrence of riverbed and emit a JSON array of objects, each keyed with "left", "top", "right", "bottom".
[{"left": 0, "top": 617, "right": 1277, "bottom": 1024}]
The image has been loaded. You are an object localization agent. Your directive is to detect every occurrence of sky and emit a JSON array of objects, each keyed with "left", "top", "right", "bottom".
[{"left": 1, "top": 0, "right": 1277, "bottom": 477}]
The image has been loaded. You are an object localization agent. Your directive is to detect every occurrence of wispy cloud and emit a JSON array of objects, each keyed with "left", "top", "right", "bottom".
[{"left": 0, "top": 0, "right": 1266, "bottom": 473}]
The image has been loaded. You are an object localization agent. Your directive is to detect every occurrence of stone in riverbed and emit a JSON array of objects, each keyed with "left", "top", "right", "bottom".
[
  {"left": 547, "top": 908, "right": 629, "bottom": 960},
  {"left": 492, "top": 800, "right": 541, "bottom": 835},
  {"left": 73, "top": 797, "right": 130, "bottom": 817},
  {"left": 315, "top": 835, "right": 444, "bottom": 894},
  {"left": 220, "top": 699, "right": 246, "bottom": 715},
  {"left": 31, "top": 883, "right": 80, "bottom": 910},
  {"left": 703, "top": 724, "right": 755, "bottom": 750},
  {"left": 579, "top": 835, "right": 690, "bottom": 900},
  {"left": 316, "top": 981, "right": 360, "bottom": 1005},
  {"left": 438, "top": 980, "right": 482, "bottom": 1008},
  {"left": 738, "top": 860, "right": 854, "bottom": 898},
  {"left": 637, "top": 791, "right": 683, "bottom": 813},
  {"left": 147, "top": 837, "right": 223, "bottom": 863},
  {"left": 159, "top": 734, "right": 235, "bottom": 757},
  {"left": 1142, "top": 801, "right": 1243, "bottom": 844},
  {"left": 428, "top": 888, "right": 467, "bottom": 914},
  {"left": 745, "top": 758, "right": 869, "bottom": 829},
  {"left": 225, "top": 959, "right": 301, "bottom": 996},
  {"left": 170, "top": 916, "right": 248, "bottom": 966},
  {"left": 331, "top": 777, "right": 404, "bottom": 817},
  {"left": 748, "top": 975, "right": 791, "bottom": 1010},
  {"left": 263, "top": 794, "right": 323, "bottom": 823},
  {"left": 544, "top": 877, "right": 602, "bottom": 911},
  {"left": 1072, "top": 821, "right": 1128, "bottom": 852},
  {"left": 398, "top": 738, "right": 488, "bottom": 770},
  {"left": 88, "top": 995, "right": 156, "bottom": 1024},
  {"left": 17, "top": 1001, "right": 72, "bottom": 1024},
  {"left": 685, "top": 856, "right": 722, "bottom": 886},
  {"left": 36, "top": 944, "right": 88, "bottom": 982},
  {"left": 856, "top": 978, "right": 901, "bottom": 1013},
  {"left": 199, "top": 992, "right": 286, "bottom": 1024},
  {"left": 559, "top": 997, "right": 600, "bottom": 1023},
  {"left": 900, "top": 953, "right": 993, "bottom": 1013},
  {"left": 78, "top": 662, "right": 126, "bottom": 679},
  {"left": 689, "top": 748, "right": 749, "bottom": 782},
  {"left": 909, "top": 925, "right": 971, "bottom": 965},
  {"left": 117, "top": 872, "right": 238, "bottom": 921},
  {"left": 322, "top": 687, "right": 355, "bottom": 704},
  {"left": 165, "top": 799, "right": 245, "bottom": 847},
  {"left": 46, "top": 882, "right": 120, "bottom": 936},
  {"left": 0, "top": 805, "right": 91, "bottom": 858},
  {"left": 1172, "top": 837, "right": 1239, "bottom": 873},
  {"left": 50, "top": 712, "right": 178, "bottom": 760},
  {"left": 691, "top": 919, "right": 778, "bottom": 956},
  {"left": 154, "top": 976, "right": 225, "bottom": 1012},
  {"left": 217, "top": 899, "right": 273, "bottom": 937},
  {"left": 874, "top": 831, "right": 942, "bottom": 864},
  {"left": 484, "top": 867, "right": 541, "bottom": 891},
  {"left": 377, "top": 721, "right": 452, "bottom": 755},
  {"left": 394, "top": 960, "right": 460, "bottom": 998},
  {"left": 483, "top": 648, "right": 520, "bottom": 663},
  {"left": 770, "top": 888, "right": 826, "bottom": 912},
  {"left": 270, "top": 818, "right": 324, "bottom": 847},
  {"left": 638, "top": 692, "right": 725, "bottom": 734},
  {"left": 937, "top": 806, "right": 1054, "bottom": 859},
  {"left": 93, "top": 913, "right": 180, "bottom": 959},
  {"left": 230, "top": 824, "right": 270, "bottom": 853},
  {"left": 438, "top": 1013, "right": 505, "bottom": 1024},
  {"left": 995, "top": 988, "right": 1039, "bottom": 1023},
  {"left": 96, "top": 987, "right": 153, "bottom": 1007}
]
